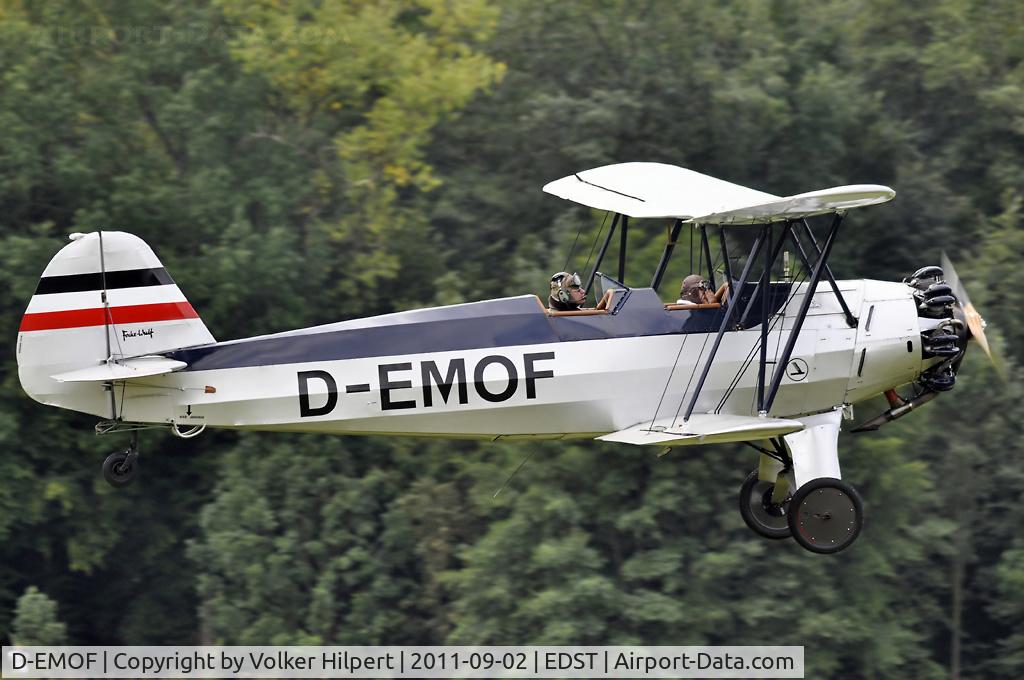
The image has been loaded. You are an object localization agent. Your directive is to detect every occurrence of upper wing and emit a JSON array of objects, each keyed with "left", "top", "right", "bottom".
[
  {"left": 693, "top": 184, "right": 895, "bottom": 224},
  {"left": 597, "top": 413, "right": 805, "bottom": 447},
  {"left": 51, "top": 355, "right": 187, "bottom": 382},
  {"left": 543, "top": 162, "right": 894, "bottom": 223},
  {"left": 543, "top": 162, "right": 779, "bottom": 219}
]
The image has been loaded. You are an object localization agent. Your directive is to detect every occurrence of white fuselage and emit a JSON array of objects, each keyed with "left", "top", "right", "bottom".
[{"left": 18, "top": 279, "right": 923, "bottom": 440}]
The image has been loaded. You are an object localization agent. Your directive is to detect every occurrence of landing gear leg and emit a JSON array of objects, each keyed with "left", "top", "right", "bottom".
[
  {"left": 739, "top": 470, "right": 791, "bottom": 539},
  {"left": 739, "top": 442, "right": 793, "bottom": 539},
  {"left": 784, "top": 408, "right": 865, "bottom": 553},
  {"left": 102, "top": 431, "right": 140, "bottom": 487}
]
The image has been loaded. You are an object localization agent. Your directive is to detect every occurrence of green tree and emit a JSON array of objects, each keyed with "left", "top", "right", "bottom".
[
  {"left": 11, "top": 586, "right": 67, "bottom": 645},
  {"left": 188, "top": 435, "right": 480, "bottom": 644},
  {"left": 0, "top": 0, "right": 314, "bottom": 641},
  {"left": 215, "top": 0, "right": 505, "bottom": 314},
  {"left": 0, "top": 0, "right": 501, "bottom": 644}
]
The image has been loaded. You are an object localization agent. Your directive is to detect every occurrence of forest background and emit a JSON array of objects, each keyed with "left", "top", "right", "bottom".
[{"left": 1, "top": 1, "right": 1022, "bottom": 678}]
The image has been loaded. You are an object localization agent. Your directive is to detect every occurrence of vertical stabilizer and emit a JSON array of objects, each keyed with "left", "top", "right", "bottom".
[{"left": 17, "top": 231, "right": 214, "bottom": 416}]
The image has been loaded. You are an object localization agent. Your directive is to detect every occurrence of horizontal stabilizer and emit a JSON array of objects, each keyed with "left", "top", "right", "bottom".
[
  {"left": 51, "top": 356, "right": 187, "bottom": 383},
  {"left": 543, "top": 162, "right": 894, "bottom": 223},
  {"left": 597, "top": 413, "right": 805, "bottom": 447}
]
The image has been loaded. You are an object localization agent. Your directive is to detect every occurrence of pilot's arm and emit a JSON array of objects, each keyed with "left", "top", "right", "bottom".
[
  {"left": 713, "top": 281, "right": 730, "bottom": 303},
  {"left": 595, "top": 289, "right": 614, "bottom": 310}
]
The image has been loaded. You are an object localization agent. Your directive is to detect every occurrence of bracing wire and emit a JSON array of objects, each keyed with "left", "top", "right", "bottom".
[
  {"left": 581, "top": 211, "right": 610, "bottom": 284},
  {"left": 764, "top": 270, "right": 810, "bottom": 406},
  {"left": 667, "top": 235, "right": 737, "bottom": 423},
  {"left": 493, "top": 450, "right": 535, "bottom": 498},
  {"left": 717, "top": 336, "right": 765, "bottom": 414},
  {"left": 689, "top": 226, "right": 694, "bottom": 273},
  {"left": 108, "top": 307, "right": 126, "bottom": 365},
  {"left": 118, "top": 380, "right": 127, "bottom": 420},
  {"left": 648, "top": 331, "right": 692, "bottom": 431},
  {"left": 648, "top": 235, "right": 728, "bottom": 429},
  {"left": 562, "top": 218, "right": 586, "bottom": 273},
  {"left": 671, "top": 329, "right": 715, "bottom": 428},
  {"left": 698, "top": 234, "right": 704, "bottom": 278},
  {"left": 768, "top": 233, "right": 816, "bottom": 376},
  {"left": 712, "top": 228, "right": 798, "bottom": 411},
  {"left": 742, "top": 441, "right": 786, "bottom": 464},
  {"left": 729, "top": 272, "right": 808, "bottom": 413},
  {"left": 709, "top": 233, "right": 723, "bottom": 281},
  {"left": 718, "top": 283, "right": 789, "bottom": 413},
  {"left": 750, "top": 273, "right": 808, "bottom": 415},
  {"left": 713, "top": 269, "right": 809, "bottom": 414}
]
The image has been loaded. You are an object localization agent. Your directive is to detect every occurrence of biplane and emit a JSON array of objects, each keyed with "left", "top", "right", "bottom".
[{"left": 16, "top": 162, "right": 991, "bottom": 554}]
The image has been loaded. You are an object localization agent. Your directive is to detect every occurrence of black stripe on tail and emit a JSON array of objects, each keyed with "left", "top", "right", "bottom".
[{"left": 34, "top": 268, "right": 175, "bottom": 295}]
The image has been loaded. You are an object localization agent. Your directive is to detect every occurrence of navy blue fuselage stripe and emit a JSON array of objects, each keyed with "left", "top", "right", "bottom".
[
  {"left": 168, "top": 283, "right": 792, "bottom": 372},
  {"left": 35, "top": 268, "right": 175, "bottom": 295},
  {"left": 172, "top": 314, "right": 563, "bottom": 371}
]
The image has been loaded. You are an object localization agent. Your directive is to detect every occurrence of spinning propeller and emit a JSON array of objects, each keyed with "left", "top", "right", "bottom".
[{"left": 941, "top": 252, "right": 999, "bottom": 373}]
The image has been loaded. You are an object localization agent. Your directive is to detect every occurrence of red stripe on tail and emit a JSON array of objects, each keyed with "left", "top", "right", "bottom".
[{"left": 19, "top": 302, "right": 199, "bottom": 332}]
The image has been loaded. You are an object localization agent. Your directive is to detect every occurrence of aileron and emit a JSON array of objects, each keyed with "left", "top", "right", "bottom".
[{"left": 597, "top": 414, "right": 805, "bottom": 447}]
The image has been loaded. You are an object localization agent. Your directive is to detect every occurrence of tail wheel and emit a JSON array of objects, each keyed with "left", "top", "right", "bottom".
[
  {"left": 738, "top": 470, "right": 791, "bottom": 539},
  {"left": 787, "top": 477, "right": 863, "bottom": 554},
  {"left": 102, "top": 451, "right": 138, "bottom": 487}
]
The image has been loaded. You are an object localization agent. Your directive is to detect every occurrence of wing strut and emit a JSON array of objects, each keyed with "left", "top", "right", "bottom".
[
  {"left": 799, "top": 219, "right": 857, "bottom": 327},
  {"left": 737, "top": 223, "right": 791, "bottom": 329},
  {"left": 618, "top": 215, "right": 629, "bottom": 282},
  {"left": 718, "top": 226, "right": 735, "bottom": 305},
  {"left": 756, "top": 224, "right": 772, "bottom": 413},
  {"left": 585, "top": 213, "right": 620, "bottom": 293},
  {"left": 763, "top": 213, "right": 845, "bottom": 412},
  {"left": 650, "top": 219, "right": 684, "bottom": 291},
  {"left": 682, "top": 228, "right": 767, "bottom": 422},
  {"left": 700, "top": 225, "right": 716, "bottom": 291}
]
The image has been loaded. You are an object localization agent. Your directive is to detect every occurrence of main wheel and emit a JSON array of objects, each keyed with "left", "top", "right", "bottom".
[
  {"left": 102, "top": 451, "right": 138, "bottom": 487},
  {"left": 738, "top": 470, "right": 791, "bottom": 539},
  {"left": 787, "top": 477, "right": 863, "bottom": 554}
]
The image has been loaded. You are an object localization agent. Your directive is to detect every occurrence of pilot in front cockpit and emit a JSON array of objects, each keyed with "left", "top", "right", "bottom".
[{"left": 548, "top": 272, "right": 613, "bottom": 312}]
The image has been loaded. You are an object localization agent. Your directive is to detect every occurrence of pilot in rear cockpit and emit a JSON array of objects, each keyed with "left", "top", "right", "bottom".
[{"left": 677, "top": 274, "right": 728, "bottom": 305}]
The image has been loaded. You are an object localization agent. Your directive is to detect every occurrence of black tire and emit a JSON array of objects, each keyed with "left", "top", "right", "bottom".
[
  {"left": 102, "top": 451, "right": 138, "bottom": 487},
  {"left": 787, "top": 477, "right": 863, "bottom": 554},
  {"left": 738, "top": 470, "right": 791, "bottom": 539}
]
